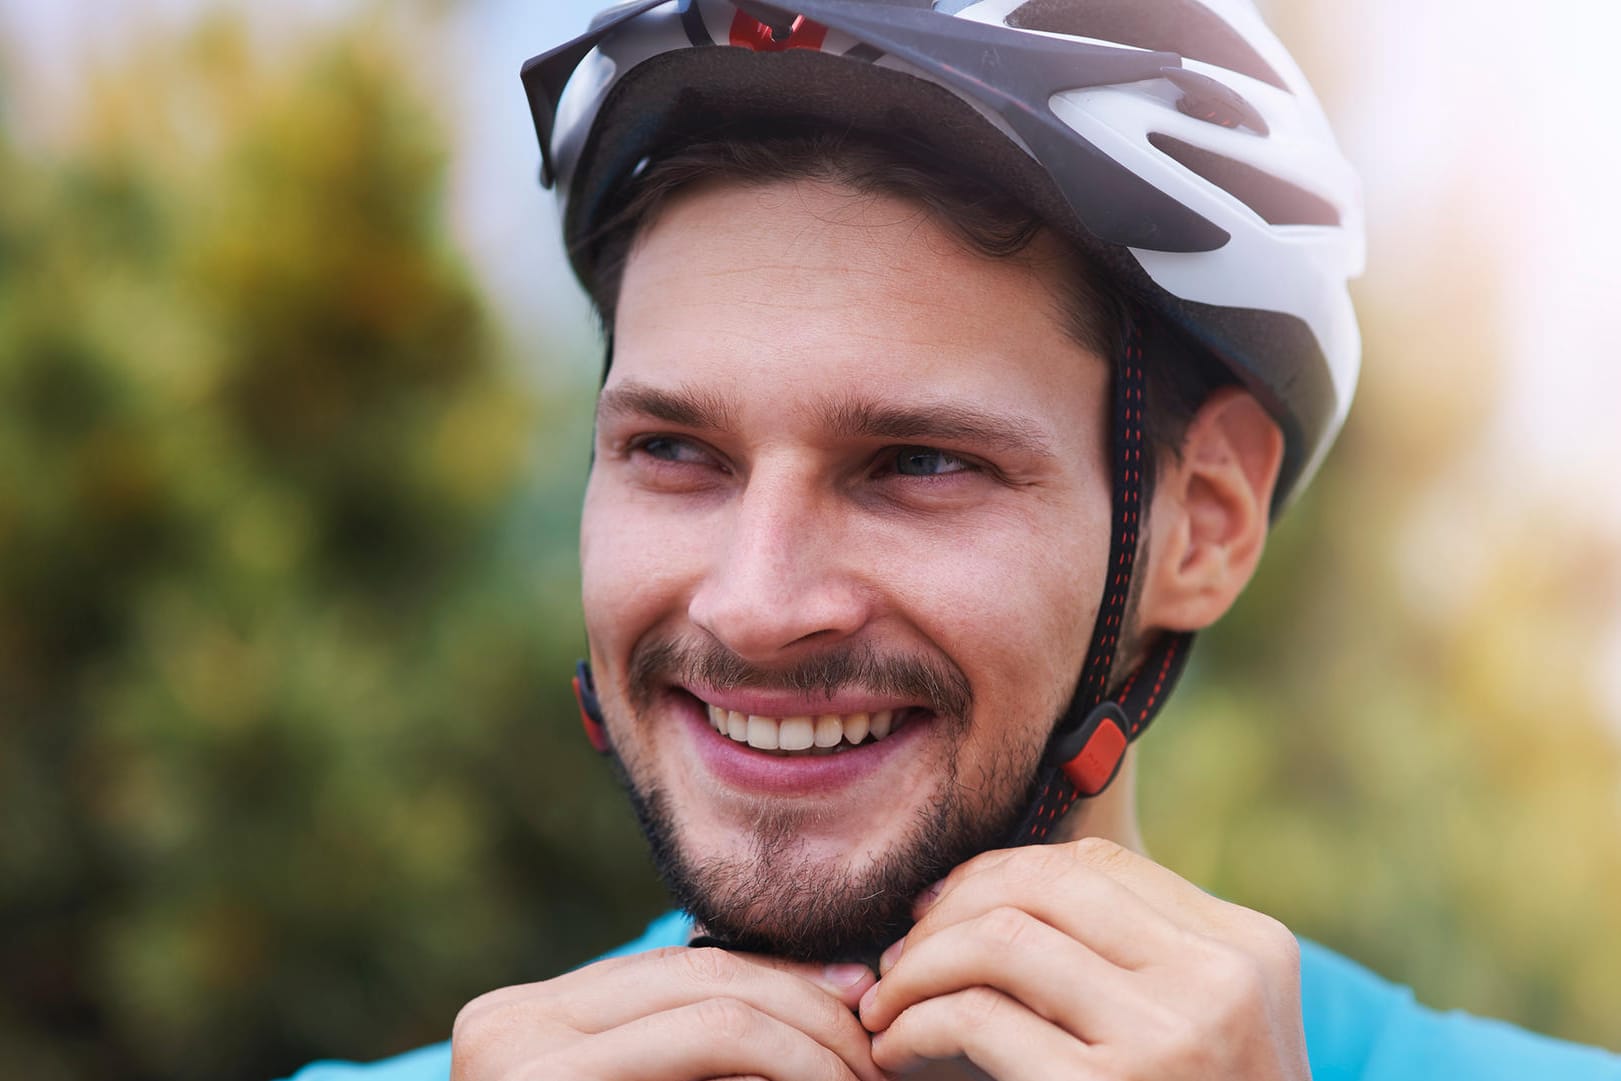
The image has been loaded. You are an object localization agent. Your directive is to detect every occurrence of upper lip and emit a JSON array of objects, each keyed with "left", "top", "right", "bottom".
[{"left": 680, "top": 683, "right": 921, "bottom": 718}]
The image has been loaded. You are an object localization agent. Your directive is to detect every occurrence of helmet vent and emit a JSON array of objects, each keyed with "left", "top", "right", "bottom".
[
  {"left": 1007, "top": 0, "right": 1288, "bottom": 91},
  {"left": 1148, "top": 133, "right": 1340, "bottom": 227}
]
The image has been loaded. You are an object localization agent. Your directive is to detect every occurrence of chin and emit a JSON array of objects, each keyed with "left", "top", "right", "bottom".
[{"left": 617, "top": 756, "right": 1034, "bottom": 964}]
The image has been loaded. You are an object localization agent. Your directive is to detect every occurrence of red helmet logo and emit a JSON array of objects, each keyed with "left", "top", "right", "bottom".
[{"left": 729, "top": 11, "right": 828, "bottom": 53}]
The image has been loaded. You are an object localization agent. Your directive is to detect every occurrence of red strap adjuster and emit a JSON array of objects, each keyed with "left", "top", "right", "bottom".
[
  {"left": 1047, "top": 702, "right": 1130, "bottom": 797},
  {"left": 573, "top": 661, "right": 610, "bottom": 754}
]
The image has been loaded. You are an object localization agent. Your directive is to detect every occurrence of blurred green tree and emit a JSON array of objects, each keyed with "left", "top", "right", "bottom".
[{"left": 0, "top": 16, "right": 663, "bottom": 1081}]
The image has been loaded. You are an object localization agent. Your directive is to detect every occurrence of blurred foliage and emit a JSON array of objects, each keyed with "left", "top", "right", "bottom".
[
  {"left": 0, "top": 14, "right": 661, "bottom": 1081},
  {"left": 0, "top": 7, "right": 1617, "bottom": 1081}
]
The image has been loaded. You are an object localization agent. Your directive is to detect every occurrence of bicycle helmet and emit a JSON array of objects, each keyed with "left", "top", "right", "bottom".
[{"left": 527, "top": 0, "right": 1364, "bottom": 836}]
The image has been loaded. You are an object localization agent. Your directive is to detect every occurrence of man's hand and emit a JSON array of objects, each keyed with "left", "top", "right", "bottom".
[
  {"left": 858, "top": 837, "right": 1310, "bottom": 1081},
  {"left": 450, "top": 944, "right": 887, "bottom": 1081}
]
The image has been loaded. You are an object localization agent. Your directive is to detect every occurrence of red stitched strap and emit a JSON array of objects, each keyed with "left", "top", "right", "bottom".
[
  {"left": 1122, "top": 631, "right": 1193, "bottom": 737},
  {"left": 1074, "top": 323, "right": 1147, "bottom": 708},
  {"left": 1017, "top": 317, "right": 1195, "bottom": 844}
]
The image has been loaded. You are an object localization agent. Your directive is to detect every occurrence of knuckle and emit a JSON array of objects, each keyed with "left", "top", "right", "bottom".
[
  {"left": 452, "top": 984, "right": 532, "bottom": 1041},
  {"left": 450, "top": 984, "right": 566, "bottom": 1078},
  {"left": 997, "top": 845, "right": 1069, "bottom": 894},
  {"left": 951, "top": 986, "right": 1007, "bottom": 1035},
  {"left": 977, "top": 905, "right": 1035, "bottom": 950},
  {"left": 1252, "top": 911, "right": 1302, "bottom": 967},
  {"left": 1070, "top": 834, "right": 1131, "bottom": 871},
  {"left": 953, "top": 848, "right": 1005, "bottom": 882},
  {"left": 451, "top": 988, "right": 502, "bottom": 1038},
  {"left": 1136, "top": 1006, "right": 1213, "bottom": 1078},
  {"left": 1165, "top": 1030, "right": 1220, "bottom": 1075},
  {"left": 643, "top": 945, "right": 693, "bottom": 962},
  {"left": 680, "top": 944, "right": 741, "bottom": 986},
  {"left": 693, "top": 996, "right": 761, "bottom": 1041},
  {"left": 1205, "top": 942, "right": 1269, "bottom": 1011},
  {"left": 809, "top": 1047, "right": 856, "bottom": 1081}
]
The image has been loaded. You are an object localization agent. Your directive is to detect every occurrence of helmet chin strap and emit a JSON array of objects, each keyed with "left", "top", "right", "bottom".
[{"left": 1008, "top": 316, "right": 1195, "bottom": 846}]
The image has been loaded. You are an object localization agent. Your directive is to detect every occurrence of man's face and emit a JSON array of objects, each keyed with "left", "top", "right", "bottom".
[{"left": 580, "top": 177, "right": 1114, "bottom": 962}]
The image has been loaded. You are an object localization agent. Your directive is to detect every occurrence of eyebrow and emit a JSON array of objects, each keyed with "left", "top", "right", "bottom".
[
  {"left": 596, "top": 380, "right": 1055, "bottom": 460},
  {"left": 818, "top": 396, "right": 1057, "bottom": 460},
  {"left": 596, "top": 381, "right": 739, "bottom": 430}
]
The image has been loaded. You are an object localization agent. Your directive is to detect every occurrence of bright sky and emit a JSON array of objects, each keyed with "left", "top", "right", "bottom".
[{"left": 3, "top": 0, "right": 1618, "bottom": 719}]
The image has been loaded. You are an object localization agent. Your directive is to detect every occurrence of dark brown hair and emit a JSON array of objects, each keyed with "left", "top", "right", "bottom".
[{"left": 581, "top": 124, "right": 1231, "bottom": 463}]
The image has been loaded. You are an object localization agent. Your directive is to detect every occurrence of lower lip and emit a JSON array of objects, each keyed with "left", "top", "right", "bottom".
[{"left": 675, "top": 694, "right": 933, "bottom": 797}]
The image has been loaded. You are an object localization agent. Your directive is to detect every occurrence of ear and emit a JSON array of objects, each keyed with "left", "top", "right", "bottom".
[{"left": 1136, "top": 388, "right": 1284, "bottom": 632}]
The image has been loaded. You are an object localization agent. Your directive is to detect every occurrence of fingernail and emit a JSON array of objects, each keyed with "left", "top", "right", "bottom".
[
  {"left": 878, "top": 936, "right": 905, "bottom": 975},
  {"left": 858, "top": 981, "right": 880, "bottom": 1021},
  {"left": 913, "top": 879, "right": 945, "bottom": 913},
  {"left": 822, "top": 963, "right": 870, "bottom": 990}
]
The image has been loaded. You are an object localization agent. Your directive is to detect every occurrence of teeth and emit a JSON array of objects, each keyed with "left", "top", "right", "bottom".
[
  {"left": 843, "top": 712, "right": 869, "bottom": 744},
  {"left": 746, "top": 715, "right": 779, "bottom": 750},
  {"left": 779, "top": 716, "right": 814, "bottom": 751},
  {"left": 870, "top": 710, "right": 893, "bottom": 739},
  {"left": 705, "top": 703, "right": 909, "bottom": 753},
  {"left": 814, "top": 714, "right": 842, "bottom": 748}
]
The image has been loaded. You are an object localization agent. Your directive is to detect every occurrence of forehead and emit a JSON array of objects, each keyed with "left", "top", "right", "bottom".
[{"left": 610, "top": 177, "right": 1106, "bottom": 435}]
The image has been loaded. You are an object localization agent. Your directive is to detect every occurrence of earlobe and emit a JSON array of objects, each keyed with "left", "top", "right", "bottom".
[{"left": 1139, "top": 389, "right": 1283, "bottom": 632}]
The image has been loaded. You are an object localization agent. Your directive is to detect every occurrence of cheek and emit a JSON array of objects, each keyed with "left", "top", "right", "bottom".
[
  {"left": 579, "top": 479, "right": 701, "bottom": 667},
  {"left": 882, "top": 509, "right": 1106, "bottom": 715}
]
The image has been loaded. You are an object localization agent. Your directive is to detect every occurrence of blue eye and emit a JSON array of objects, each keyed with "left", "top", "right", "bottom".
[
  {"left": 637, "top": 436, "right": 706, "bottom": 463},
  {"left": 892, "top": 446, "right": 969, "bottom": 477}
]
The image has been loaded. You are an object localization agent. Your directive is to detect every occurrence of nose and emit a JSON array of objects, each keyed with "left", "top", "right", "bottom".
[{"left": 687, "top": 469, "right": 870, "bottom": 663}]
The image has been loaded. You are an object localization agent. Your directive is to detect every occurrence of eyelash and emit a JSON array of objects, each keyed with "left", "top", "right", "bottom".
[
  {"left": 619, "top": 434, "right": 987, "bottom": 487},
  {"left": 620, "top": 434, "right": 732, "bottom": 477},
  {"left": 879, "top": 446, "right": 976, "bottom": 479}
]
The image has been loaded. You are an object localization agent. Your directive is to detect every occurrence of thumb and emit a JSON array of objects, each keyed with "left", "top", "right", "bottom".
[
  {"left": 808, "top": 961, "right": 879, "bottom": 1009},
  {"left": 729, "top": 951, "right": 876, "bottom": 1010}
]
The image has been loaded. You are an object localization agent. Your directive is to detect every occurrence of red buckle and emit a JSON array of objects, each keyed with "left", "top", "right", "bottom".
[
  {"left": 1063, "top": 718, "right": 1127, "bottom": 796},
  {"left": 1047, "top": 702, "right": 1131, "bottom": 797},
  {"left": 573, "top": 674, "right": 610, "bottom": 754},
  {"left": 729, "top": 11, "right": 828, "bottom": 53}
]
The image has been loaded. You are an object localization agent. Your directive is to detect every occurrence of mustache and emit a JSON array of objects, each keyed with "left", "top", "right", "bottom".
[{"left": 627, "top": 635, "right": 973, "bottom": 722}]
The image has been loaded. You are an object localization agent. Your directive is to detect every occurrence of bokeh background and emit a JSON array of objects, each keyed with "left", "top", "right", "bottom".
[{"left": 1, "top": 1, "right": 1617, "bottom": 1078}]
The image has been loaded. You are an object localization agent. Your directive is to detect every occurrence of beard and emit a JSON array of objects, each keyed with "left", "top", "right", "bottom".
[{"left": 607, "top": 635, "right": 1044, "bottom": 966}]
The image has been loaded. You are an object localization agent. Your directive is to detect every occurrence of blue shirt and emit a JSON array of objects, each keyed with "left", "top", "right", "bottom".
[{"left": 286, "top": 910, "right": 1620, "bottom": 1080}]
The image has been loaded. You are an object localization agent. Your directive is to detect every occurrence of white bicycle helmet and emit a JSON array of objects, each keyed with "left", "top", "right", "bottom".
[
  {"left": 529, "top": 0, "right": 1364, "bottom": 831},
  {"left": 525, "top": 0, "right": 1364, "bottom": 506}
]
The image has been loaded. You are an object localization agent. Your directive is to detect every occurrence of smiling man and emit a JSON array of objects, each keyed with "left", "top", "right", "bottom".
[{"left": 289, "top": 2, "right": 1621, "bottom": 1080}]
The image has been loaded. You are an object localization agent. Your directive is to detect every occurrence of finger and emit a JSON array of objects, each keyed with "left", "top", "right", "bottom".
[
  {"left": 561, "top": 997, "right": 874, "bottom": 1081},
  {"left": 558, "top": 947, "right": 881, "bottom": 1079},
  {"left": 862, "top": 906, "right": 1153, "bottom": 1041},
  {"left": 905, "top": 843, "right": 1188, "bottom": 970},
  {"left": 1058, "top": 837, "right": 1243, "bottom": 931},
  {"left": 1024, "top": 839, "right": 1296, "bottom": 960},
  {"left": 711, "top": 948, "right": 878, "bottom": 1011},
  {"left": 553, "top": 945, "right": 874, "bottom": 1006},
  {"left": 871, "top": 987, "right": 1107, "bottom": 1081}
]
